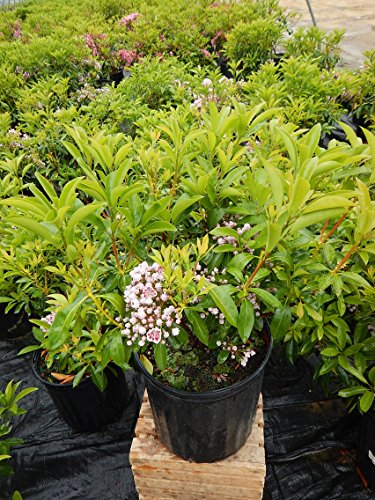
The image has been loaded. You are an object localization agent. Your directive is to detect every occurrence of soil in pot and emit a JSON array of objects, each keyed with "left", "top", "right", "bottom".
[
  {"left": 32, "top": 351, "right": 132, "bottom": 432},
  {"left": 134, "top": 325, "right": 272, "bottom": 462},
  {"left": 0, "top": 304, "right": 32, "bottom": 341}
]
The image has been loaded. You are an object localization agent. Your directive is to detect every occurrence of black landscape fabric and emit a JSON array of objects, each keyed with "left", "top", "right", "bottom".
[{"left": 0, "top": 334, "right": 373, "bottom": 500}]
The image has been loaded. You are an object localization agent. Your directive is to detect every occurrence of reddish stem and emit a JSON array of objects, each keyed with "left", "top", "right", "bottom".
[
  {"left": 322, "top": 212, "right": 348, "bottom": 243},
  {"left": 244, "top": 252, "right": 269, "bottom": 290},
  {"left": 319, "top": 218, "right": 330, "bottom": 243},
  {"left": 332, "top": 243, "right": 358, "bottom": 274}
]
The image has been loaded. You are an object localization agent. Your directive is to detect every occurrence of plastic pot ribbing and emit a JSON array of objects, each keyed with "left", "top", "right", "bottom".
[
  {"left": 32, "top": 351, "right": 130, "bottom": 432},
  {"left": 134, "top": 325, "right": 272, "bottom": 462}
]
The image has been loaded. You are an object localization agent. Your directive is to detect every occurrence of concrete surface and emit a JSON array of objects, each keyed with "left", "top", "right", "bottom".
[{"left": 279, "top": 0, "right": 375, "bottom": 68}]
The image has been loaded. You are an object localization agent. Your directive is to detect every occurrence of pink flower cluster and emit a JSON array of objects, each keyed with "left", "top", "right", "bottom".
[
  {"left": 117, "top": 49, "right": 138, "bottom": 67},
  {"left": 216, "top": 340, "right": 256, "bottom": 367},
  {"left": 13, "top": 21, "right": 22, "bottom": 39},
  {"left": 83, "top": 33, "right": 107, "bottom": 57},
  {"left": 121, "top": 262, "right": 181, "bottom": 347},
  {"left": 119, "top": 12, "right": 141, "bottom": 28},
  {"left": 40, "top": 312, "right": 56, "bottom": 333},
  {"left": 210, "top": 31, "right": 226, "bottom": 49},
  {"left": 213, "top": 221, "right": 254, "bottom": 254}
]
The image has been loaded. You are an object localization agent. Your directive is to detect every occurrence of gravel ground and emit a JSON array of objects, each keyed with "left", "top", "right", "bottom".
[{"left": 279, "top": 0, "right": 375, "bottom": 68}]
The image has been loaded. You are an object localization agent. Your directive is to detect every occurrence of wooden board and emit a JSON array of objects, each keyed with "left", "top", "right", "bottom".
[{"left": 130, "top": 391, "right": 266, "bottom": 500}]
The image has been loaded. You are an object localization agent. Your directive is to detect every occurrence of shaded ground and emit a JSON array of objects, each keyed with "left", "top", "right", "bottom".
[{"left": 279, "top": 0, "right": 375, "bottom": 67}]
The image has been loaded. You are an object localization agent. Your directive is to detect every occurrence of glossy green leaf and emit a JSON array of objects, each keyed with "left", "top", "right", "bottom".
[
  {"left": 6, "top": 217, "right": 56, "bottom": 243},
  {"left": 321, "top": 347, "right": 339, "bottom": 357},
  {"left": 64, "top": 202, "right": 104, "bottom": 244},
  {"left": 338, "top": 386, "right": 366, "bottom": 398},
  {"left": 73, "top": 366, "right": 88, "bottom": 388},
  {"left": 184, "top": 310, "right": 209, "bottom": 346},
  {"left": 140, "top": 354, "right": 154, "bottom": 375},
  {"left": 270, "top": 307, "right": 291, "bottom": 340},
  {"left": 209, "top": 286, "right": 238, "bottom": 327},
  {"left": 266, "top": 222, "right": 282, "bottom": 253},
  {"left": 154, "top": 343, "right": 167, "bottom": 371},
  {"left": 238, "top": 301, "right": 255, "bottom": 342},
  {"left": 171, "top": 195, "right": 202, "bottom": 222},
  {"left": 142, "top": 221, "right": 176, "bottom": 237},
  {"left": 110, "top": 332, "right": 126, "bottom": 368},
  {"left": 360, "top": 391, "right": 374, "bottom": 412},
  {"left": 250, "top": 288, "right": 282, "bottom": 310}
]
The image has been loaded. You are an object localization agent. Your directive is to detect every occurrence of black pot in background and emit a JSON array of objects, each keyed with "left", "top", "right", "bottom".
[
  {"left": 32, "top": 351, "right": 131, "bottom": 432},
  {"left": 134, "top": 325, "right": 272, "bottom": 463},
  {"left": 0, "top": 304, "right": 32, "bottom": 341},
  {"left": 358, "top": 411, "right": 375, "bottom": 490}
]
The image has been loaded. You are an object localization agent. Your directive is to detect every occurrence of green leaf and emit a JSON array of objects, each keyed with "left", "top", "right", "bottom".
[
  {"left": 18, "top": 345, "right": 41, "bottom": 355},
  {"left": 250, "top": 288, "right": 282, "bottom": 310},
  {"left": 368, "top": 366, "right": 375, "bottom": 386},
  {"left": 171, "top": 195, "right": 202, "bottom": 222},
  {"left": 303, "top": 195, "right": 353, "bottom": 214},
  {"left": 217, "top": 350, "right": 229, "bottom": 364},
  {"left": 142, "top": 221, "right": 176, "bottom": 237},
  {"left": 47, "top": 294, "right": 86, "bottom": 350},
  {"left": 266, "top": 222, "right": 282, "bottom": 253},
  {"left": 154, "top": 343, "right": 167, "bottom": 370},
  {"left": 338, "top": 355, "right": 368, "bottom": 384},
  {"left": 128, "top": 194, "right": 144, "bottom": 227},
  {"left": 141, "top": 197, "right": 171, "bottom": 226},
  {"left": 238, "top": 301, "right": 255, "bottom": 342},
  {"left": 73, "top": 366, "right": 88, "bottom": 388},
  {"left": 321, "top": 347, "right": 339, "bottom": 357},
  {"left": 6, "top": 217, "right": 56, "bottom": 243},
  {"left": 277, "top": 127, "right": 298, "bottom": 167},
  {"left": 12, "top": 491, "right": 23, "bottom": 500},
  {"left": 35, "top": 172, "right": 57, "bottom": 202},
  {"left": 227, "top": 253, "right": 253, "bottom": 280},
  {"left": 110, "top": 332, "right": 126, "bottom": 368},
  {"left": 209, "top": 286, "right": 238, "bottom": 327},
  {"left": 262, "top": 159, "right": 284, "bottom": 211},
  {"left": 287, "top": 208, "right": 345, "bottom": 235},
  {"left": 360, "top": 391, "right": 374, "bottom": 412},
  {"left": 289, "top": 176, "right": 311, "bottom": 216},
  {"left": 100, "top": 293, "right": 125, "bottom": 317},
  {"left": 270, "top": 307, "right": 291, "bottom": 340},
  {"left": 319, "top": 358, "right": 338, "bottom": 376},
  {"left": 13, "top": 387, "right": 38, "bottom": 403},
  {"left": 64, "top": 202, "right": 104, "bottom": 245},
  {"left": 140, "top": 354, "right": 153, "bottom": 375},
  {"left": 338, "top": 386, "right": 366, "bottom": 398},
  {"left": 184, "top": 310, "right": 209, "bottom": 346},
  {"left": 210, "top": 227, "right": 239, "bottom": 239}
]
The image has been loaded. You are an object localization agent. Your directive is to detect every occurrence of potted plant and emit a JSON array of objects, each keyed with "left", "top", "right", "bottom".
[
  {"left": 128, "top": 236, "right": 274, "bottom": 462},
  {"left": 0, "top": 379, "right": 37, "bottom": 499},
  {"left": 20, "top": 288, "right": 133, "bottom": 432}
]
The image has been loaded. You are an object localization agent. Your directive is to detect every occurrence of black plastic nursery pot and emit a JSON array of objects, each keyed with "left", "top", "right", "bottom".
[
  {"left": 0, "top": 304, "right": 32, "bottom": 341},
  {"left": 134, "top": 325, "right": 272, "bottom": 463},
  {"left": 32, "top": 351, "right": 131, "bottom": 432},
  {"left": 358, "top": 411, "right": 375, "bottom": 490}
]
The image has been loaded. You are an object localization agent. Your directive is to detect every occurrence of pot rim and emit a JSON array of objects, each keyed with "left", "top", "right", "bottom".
[{"left": 134, "top": 322, "right": 273, "bottom": 402}]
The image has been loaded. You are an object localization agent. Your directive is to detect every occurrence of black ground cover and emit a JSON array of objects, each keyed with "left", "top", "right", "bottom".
[{"left": 0, "top": 335, "right": 373, "bottom": 499}]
